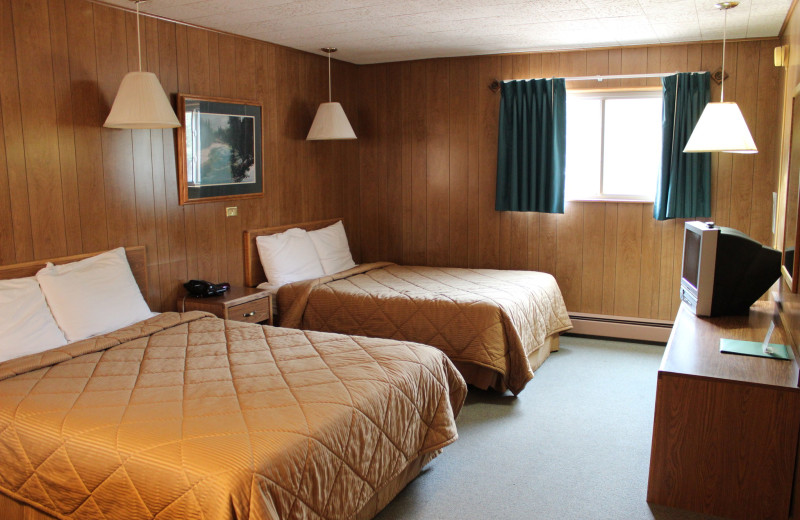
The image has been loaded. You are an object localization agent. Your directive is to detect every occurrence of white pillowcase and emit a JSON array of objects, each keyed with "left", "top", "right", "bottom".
[
  {"left": 307, "top": 220, "right": 356, "bottom": 275},
  {"left": 256, "top": 228, "right": 325, "bottom": 286},
  {"left": 36, "top": 247, "right": 153, "bottom": 342},
  {"left": 0, "top": 277, "right": 68, "bottom": 363}
]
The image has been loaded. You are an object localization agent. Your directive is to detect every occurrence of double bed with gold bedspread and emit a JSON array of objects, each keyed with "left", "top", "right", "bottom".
[
  {"left": 0, "top": 248, "right": 466, "bottom": 520},
  {"left": 244, "top": 219, "right": 572, "bottom": 395}
]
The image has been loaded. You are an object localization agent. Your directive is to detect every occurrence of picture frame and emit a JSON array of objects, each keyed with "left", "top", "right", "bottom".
[{"left": 176, "top": 94, "right": 264, "bottom": 205}]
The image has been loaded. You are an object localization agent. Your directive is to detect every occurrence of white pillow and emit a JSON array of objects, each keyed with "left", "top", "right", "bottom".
[
  {"left": 0, "top": 277, "right": 68, "bottom": 363},
  {"left": 256, "top": 228, "right": 325, "bottom": 286},
  {"left": 307, "top": 221, "right": 356, "bottom": 275},
  {"left": 36, "top": 247, "right": 153, "bottom": 342}
]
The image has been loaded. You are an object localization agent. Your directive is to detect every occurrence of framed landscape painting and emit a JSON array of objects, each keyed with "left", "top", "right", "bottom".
[{"left": 177, "top": 94, "right": 264, "bottom": 205}]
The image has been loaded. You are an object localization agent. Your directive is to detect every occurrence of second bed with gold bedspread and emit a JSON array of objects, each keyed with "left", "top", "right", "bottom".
[{"left": 277, "top": 263, "right": 572, "bottom": 395}]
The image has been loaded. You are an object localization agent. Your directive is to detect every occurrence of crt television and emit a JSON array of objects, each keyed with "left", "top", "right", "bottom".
[{"left": 679, "top": 221, "right": 781, "bottom": 317}]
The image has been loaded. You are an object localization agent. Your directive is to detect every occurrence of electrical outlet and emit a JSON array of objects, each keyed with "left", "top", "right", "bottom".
[{"left": 226, "top": 206, "right": 238, "bottom": 217}]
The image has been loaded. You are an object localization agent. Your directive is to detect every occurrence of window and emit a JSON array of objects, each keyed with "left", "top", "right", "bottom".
[{"left": 565, "top": 90, "right": 663, "bottom": 202}]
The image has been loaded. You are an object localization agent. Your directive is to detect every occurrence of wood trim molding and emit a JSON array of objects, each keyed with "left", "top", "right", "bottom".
[
  {"left": 243, "top": 218, "right": 343, "bottom": 287},
  {"left": 781, "top": 0, "right": 799, "bottom": 38}
]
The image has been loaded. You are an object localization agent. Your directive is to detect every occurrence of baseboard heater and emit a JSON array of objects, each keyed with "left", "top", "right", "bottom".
[{"left": 567, "top": 312, "right": 673, "bottom": 344}]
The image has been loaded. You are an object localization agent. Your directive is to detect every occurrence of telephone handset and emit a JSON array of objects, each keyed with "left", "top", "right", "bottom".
[{"left": 183, "top": 280, "right": 230, "bottom": 298}]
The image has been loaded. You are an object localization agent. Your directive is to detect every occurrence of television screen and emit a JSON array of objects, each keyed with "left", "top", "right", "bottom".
[{"left": 682, "top": 229, "right": 701, "bottom": 290}]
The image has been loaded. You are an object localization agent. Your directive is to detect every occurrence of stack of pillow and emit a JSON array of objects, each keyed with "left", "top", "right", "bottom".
[
  {"left": 0, "top": 247, "right": 153, "bottom": 363},
  {"left": 256, "top": 220, "right": 356, "bottom": 287}
]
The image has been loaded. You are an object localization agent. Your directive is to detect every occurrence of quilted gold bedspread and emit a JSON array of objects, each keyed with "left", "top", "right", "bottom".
[
  {"left": 278, "top": 264, "right": 572, "bottom": 395},
  {"left": 0, "top": 312, "right": 466, "bottom": 520}
]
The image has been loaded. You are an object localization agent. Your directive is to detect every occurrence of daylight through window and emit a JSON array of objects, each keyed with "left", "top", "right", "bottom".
[{"left": 565, "top": 90, "right": 663, "bottom": 202}]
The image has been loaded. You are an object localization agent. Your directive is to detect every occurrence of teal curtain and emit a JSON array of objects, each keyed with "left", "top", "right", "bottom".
[
  {"left": 496, "top": 78, "right": 566, "bottom": 213},
  {"left": 654, "top": 72, "right": 712, "bottom": 220}
]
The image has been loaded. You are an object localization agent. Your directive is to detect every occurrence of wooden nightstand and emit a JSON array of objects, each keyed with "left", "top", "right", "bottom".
[{"left": 179, "top": 286, "right": 272, "bottom": 325}]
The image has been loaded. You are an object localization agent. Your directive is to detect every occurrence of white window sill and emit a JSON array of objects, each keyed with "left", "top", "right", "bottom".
[{"left": 567, "top": 198, "right": 654, "bottom": 204}]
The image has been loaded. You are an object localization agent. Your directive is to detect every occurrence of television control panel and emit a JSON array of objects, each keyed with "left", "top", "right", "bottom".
[{"left": 679, "top": 284, "right": 698, "bottom": 315}]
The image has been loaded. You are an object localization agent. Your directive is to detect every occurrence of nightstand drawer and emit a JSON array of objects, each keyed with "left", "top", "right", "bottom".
[{"left": 227, "top": 297, "right": 270, "bottom": 323}]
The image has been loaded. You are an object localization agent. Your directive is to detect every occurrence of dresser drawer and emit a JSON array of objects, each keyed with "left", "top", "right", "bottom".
[{"left": 226, "top": 297, "right": 270, "bottom": 323}]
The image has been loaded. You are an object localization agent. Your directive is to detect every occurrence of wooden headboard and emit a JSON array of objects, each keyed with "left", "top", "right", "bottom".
[
  {"left": 0, "top": 247, "right": 148, "bottom": 296},
  {"left": 243, "top": 218, "right": 342, "bottom": 287}
]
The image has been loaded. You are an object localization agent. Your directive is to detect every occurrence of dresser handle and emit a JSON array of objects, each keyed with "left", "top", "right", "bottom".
[{"left": 242, "top": 311, "right": 256, "bottom": 317}]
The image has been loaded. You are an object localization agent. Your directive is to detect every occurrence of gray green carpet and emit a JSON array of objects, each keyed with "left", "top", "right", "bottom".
[{"left": 375, "top": 336, "right": 724, "bottom": 520}]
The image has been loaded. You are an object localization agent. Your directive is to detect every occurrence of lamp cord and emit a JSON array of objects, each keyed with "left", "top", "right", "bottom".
[
  {"left": 327, "top": 51, "right": 332, "bottom": 102},
  {"left": 721, "top": 5, "right": 726, "bottom": 102},
  {"left": 136, "top": 0, "right": 142, "bottom": 72}
]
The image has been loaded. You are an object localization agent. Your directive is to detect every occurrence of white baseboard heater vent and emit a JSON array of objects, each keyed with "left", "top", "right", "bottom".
[{"left": 567, "top": 312, "right": 673, "bottom": 344}]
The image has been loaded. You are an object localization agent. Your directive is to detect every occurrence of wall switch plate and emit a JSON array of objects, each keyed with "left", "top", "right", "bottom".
[{"left": 226, "top": 206, "right": 238, "bottom": 217}]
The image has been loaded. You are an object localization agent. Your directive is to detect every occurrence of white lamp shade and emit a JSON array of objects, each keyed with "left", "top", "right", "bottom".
[
  {"left": 104, "top": 71, "right": 180, "bottom": 129},
  {"left": 683, "top": 102, "right": 757, "bottom": 154},
  {"left": 307, "top": 102, "right": 356, "bottom": 140}
]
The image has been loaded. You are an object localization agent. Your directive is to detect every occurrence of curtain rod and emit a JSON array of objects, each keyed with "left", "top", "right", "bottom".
[
  {"left": 514, "top": 71, "right": 711, "bottom": 82},
  {"left": 489, "top": 71, "right": 708, "bottom": 92},
  {"left": 560, "top": 72, "right": 678, "bottom": 81}
]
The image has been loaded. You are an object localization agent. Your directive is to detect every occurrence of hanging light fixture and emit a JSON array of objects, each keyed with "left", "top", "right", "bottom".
[
  {"left": 307, "top": 48, "right": 356, "bottom": 140},
  {"left": 104, "top": 0, "right": 180, "bottom": 129},
  {"left": 684, "top": 2, "right": 756, "bottom": 153}
]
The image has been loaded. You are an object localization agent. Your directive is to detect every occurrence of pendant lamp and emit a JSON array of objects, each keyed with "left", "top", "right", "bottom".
[
  {"left": 307, "top": 48, "right": 356, "bottom": 140},
  {"left": 104, "top": 0, "right": 180, "bottom": 129},
  {"left": 684, "top": 2, "right": 756, "bottom": 153}
]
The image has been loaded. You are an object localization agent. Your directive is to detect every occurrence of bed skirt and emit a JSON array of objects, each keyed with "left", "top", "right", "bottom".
[{"left": 453, "top": 332, "right": 561, "bottom": 392}]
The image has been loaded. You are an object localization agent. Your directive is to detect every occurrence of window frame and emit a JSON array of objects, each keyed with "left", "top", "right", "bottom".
[{"left": 565, "top": 87, "right": 662, "bottom": 204}]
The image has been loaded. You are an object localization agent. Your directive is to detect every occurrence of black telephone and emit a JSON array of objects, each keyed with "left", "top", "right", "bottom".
[{"left": 183, "top": 280, "right": 230, "bottom": 298}]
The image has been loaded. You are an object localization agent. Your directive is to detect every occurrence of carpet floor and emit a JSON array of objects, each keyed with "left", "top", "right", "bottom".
[{"left": 375, "top": 335, "right": 726, "bottom": 520}]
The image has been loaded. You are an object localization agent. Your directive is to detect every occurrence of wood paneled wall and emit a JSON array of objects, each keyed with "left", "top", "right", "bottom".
[
  {"left": 356, "top": 41, "right": 782, "bottom": 321},
  {"left": 0, "top": 0, "right": 783, "bottom": 322},
  {"left": 0, "top": 0, "right": 360, "bottom": 311}
]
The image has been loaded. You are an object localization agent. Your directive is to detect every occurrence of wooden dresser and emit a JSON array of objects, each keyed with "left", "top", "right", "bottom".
[{"left": 647, "top": 301, "right": 800, "bottom": 520}]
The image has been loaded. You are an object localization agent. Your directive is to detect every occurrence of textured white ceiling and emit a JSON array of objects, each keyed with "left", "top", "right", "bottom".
[{"left": 99, "top": 0, "right": 791, "bottom": 64}]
